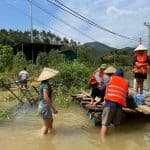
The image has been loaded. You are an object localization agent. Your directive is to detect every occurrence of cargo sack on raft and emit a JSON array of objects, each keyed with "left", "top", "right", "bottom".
[{"left": 133, "top": 94, "right": 145, "bottom": 105}]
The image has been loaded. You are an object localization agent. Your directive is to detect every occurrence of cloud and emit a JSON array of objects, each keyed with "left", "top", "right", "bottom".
[
  {"left": 46, "top": 0, "right": 150, "bottom": 48},
  {"left": 106, "top": 6, "right": 136, "bottom": 17},
  {"left": 1, "top": 0, "right": 150, "bottom": 48}
]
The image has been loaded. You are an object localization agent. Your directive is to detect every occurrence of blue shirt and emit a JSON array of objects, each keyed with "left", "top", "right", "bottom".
[{"left": 39, "top": 81, "right": 52, "bottom": 105}]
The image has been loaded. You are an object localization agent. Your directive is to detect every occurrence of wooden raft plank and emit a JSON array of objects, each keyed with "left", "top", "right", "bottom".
[
  {"left": 136, "top": 105, "right": 150, "bottom": 114},
  {"left": 122, "top": 107, "right": 137, "bottom": 113},
  {"left": 82, "top": 97, "right": 92, "bottom": 101},
  {"left": 145, "top": 101, "right": 150, "bottom": 106},
  {"left": 81, "top": 91, "right": 91, "bottom": 97}
]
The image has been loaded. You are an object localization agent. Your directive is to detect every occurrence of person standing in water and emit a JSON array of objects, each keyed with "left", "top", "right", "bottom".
[
  {"left": 37, "top": 67, "right": 58, "bottom": 135},
  {"left": 100, "top": 68, "right": 128, "bottom": 142}
]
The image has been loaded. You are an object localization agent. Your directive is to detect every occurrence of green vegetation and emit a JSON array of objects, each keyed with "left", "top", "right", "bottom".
[{"left": 0, "top": 28, "right": 137, "bottom": 119}]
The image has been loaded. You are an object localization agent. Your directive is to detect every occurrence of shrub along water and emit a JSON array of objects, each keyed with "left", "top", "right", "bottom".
[{"left": 1, "top": 43, "right": 148, "bottom": 118}]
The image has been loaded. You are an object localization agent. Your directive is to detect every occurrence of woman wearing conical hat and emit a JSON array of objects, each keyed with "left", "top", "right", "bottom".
[
  {"left": 37, "top": 67, "right": 59, "bottom": 134},
  {"left": 133, "top": 44, "right": 150, "bottom": 94}
]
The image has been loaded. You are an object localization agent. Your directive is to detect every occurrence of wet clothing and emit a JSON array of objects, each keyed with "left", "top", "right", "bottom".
[{"left": 38, "top": 81, "right": 53, "bottom": 119}]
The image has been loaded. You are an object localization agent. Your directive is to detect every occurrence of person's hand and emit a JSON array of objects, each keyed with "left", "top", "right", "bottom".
[
  {"left": 52, "top": 108, "right": 58, "bottom": 114},
  {"left": 93, "top": 102, "right": 97, "bottom": 106},
  {"left": 135, "top": 62, "right": 141, "bottom": 67}
]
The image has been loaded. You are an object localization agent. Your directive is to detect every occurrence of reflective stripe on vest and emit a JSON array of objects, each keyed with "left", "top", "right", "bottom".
[
  {"left": 133, "top": 53, "right": 148, "bottom": 74},
  {"left": 136, "top": 53, "right": 147, "bottom": 63},
  {"left": 104, "top": 76, "right": 128, "bottom": 107}
]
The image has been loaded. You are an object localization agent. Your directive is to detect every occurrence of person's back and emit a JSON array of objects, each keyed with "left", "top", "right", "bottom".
[
  {"left": 18, "top": 68, "right": 29, "bottom": 88},
  {"left": 19, "top": 70, "right": 28, "bottom": 80},
  {"left": 100, "top": 68, "right": 128, "bottom": 142}
]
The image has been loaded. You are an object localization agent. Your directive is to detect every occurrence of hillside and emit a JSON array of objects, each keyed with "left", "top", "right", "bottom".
[
  {"left": 84, "top": 42, "right": 115, "bottom": 54},
  {"left": 84, "top": 42, "right": 133, "bottom": 54}
]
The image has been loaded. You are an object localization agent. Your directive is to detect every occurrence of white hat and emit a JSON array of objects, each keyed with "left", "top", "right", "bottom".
[
  {"left": 134, "top": 44, "right": 148, "bottom": 51},
  {"left": 37, "top": 67, "right": 59, "bottom": 81},
  {"left": 104, "top": 66, "right": 116, "bottom": 74}
]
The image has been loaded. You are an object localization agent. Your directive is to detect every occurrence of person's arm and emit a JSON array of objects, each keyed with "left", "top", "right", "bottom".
[
  {"left": 147, "top": 55, "right": 150, "bottom": 66},
  {"left": 43, "top": 88, "right": 58, "bottom": 114},
  {"left": 133, "top": 55, "right": 138, "bottom": 66},
  {"left": 93, "top": 96, "right": 101, "bottom": 106}
]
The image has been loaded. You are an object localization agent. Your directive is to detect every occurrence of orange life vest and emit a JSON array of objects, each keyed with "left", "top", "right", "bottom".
[
  {"left": 133, "top": 53, "right": 148, "bottom": 74},
  {"left": 104, "top": 76, "right": 128, "bottom": 107},
  {"left": 89, "top": 69, "right": 104, "bottom": 84}
]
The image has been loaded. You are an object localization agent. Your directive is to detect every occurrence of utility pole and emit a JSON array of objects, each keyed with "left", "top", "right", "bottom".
[
  {"left": 28, "top": 0, "right": 34, "bottom": 64},
  {"left": 139, "top": 37, "right": 142, "bottom": 44},
  {"left": 144, "top": 22, "right": 150, "bottom": 56},
  {"left": 29, "top": 0, "right": 33, "bottom": 43}
]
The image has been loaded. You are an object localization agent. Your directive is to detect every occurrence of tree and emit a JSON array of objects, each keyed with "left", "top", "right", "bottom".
[
  {"left": 36, "top": 51, "right": 49, "bottom": 68},
  {"left": 13, "top": 51, "right": 27, "bottom": 74},
  {"left": 0, "top": 44, "right": 13, "bottom": 72}
]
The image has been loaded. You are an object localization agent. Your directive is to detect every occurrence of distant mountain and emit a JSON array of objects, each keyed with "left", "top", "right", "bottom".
[
  {"left": 120, "top": 47, "right": 133, "bottom": 51},
  {"left": 84, "top": 42, "right": 133, "bottom": 54},
  {"left": 84, "top": 42, "right": 115, "bottom": 54}
]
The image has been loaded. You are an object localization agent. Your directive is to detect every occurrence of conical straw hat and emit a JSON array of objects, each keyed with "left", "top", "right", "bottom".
[
  {"left": 104, "top": 66, "right": 116, "bottom": 74},
  {"left": 134, "top": 44, "right": 147, "bottom": 51},
  {"left": 37, "top": 67, "right": 59, "bottom": 81}
]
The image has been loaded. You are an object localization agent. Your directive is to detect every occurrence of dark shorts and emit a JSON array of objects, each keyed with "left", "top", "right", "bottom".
[
  {"left": 20, "top": 79, "right": 27, "bottom": 84},
  {"left": 38, "top": 102, "right": 52, "bottom": 120},
  {"left": 102, "top": 106, "right": 122, "bottom": 126},
  {"left": 134, "top": 73, "right": 147, "bottom": 79}
]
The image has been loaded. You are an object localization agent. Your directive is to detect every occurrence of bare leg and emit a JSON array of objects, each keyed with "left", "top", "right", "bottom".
[
  {"left": 49, "top": 118, "right": 53, "bottom": 131},
  {"left": 41, "top": 118, "right": 52, "bottom": 135},
  {"left": 100, "top": 125, "right": 108, "bottom": 142},
  {"left": 136, "top": 78, "right": 140, "bottom": 94},
  {"left": 139, "top": 79, "right": 144, "bottom": 94}
]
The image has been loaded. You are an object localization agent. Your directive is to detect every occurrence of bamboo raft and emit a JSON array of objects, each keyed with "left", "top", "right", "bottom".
[
  {"left": 72, "top": 89, "right": 150, "bottom": 126},
  {"left": 0, "top": 80, "right": 39, "bottom": 106}
]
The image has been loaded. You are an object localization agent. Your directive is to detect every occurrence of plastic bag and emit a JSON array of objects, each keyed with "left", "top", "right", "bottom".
[{"left": 133, "top": 94, "right": 145, "bottom": 105}]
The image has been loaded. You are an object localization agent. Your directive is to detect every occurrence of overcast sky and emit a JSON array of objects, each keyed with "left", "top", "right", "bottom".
[{"left": 0, "top": 0, "right": 150, "bottom": 48}]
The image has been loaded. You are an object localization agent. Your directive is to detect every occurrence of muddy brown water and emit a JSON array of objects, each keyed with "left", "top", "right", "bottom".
[{"left": 0, "top": 103, "right": 149, "bottom": 150}]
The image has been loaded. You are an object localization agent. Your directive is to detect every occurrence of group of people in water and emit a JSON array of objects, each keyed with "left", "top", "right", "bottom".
[
  {"left": 89, "top": 65, "right": 128, "bottom": 141},
  {"left": 21, "top": 44, "right": 149, "bottom": 142},
  {"left": 88, "top": 44, "right": 149, "bottom": 141}
]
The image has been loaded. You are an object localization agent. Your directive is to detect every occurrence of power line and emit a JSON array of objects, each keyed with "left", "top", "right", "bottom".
[
  {"left": 30, "top": 0, "right": 98, "bottom": 42},
  {"left": 46, "top": 0, "right": 139, "bottom": 42},
  {"left": 5, "top": 1, "right": 81, "bottom": 43}
]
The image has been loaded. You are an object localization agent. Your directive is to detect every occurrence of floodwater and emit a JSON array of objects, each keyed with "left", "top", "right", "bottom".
[{"left": 0, "top": 103, "right": 149, "bottom": 150}]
